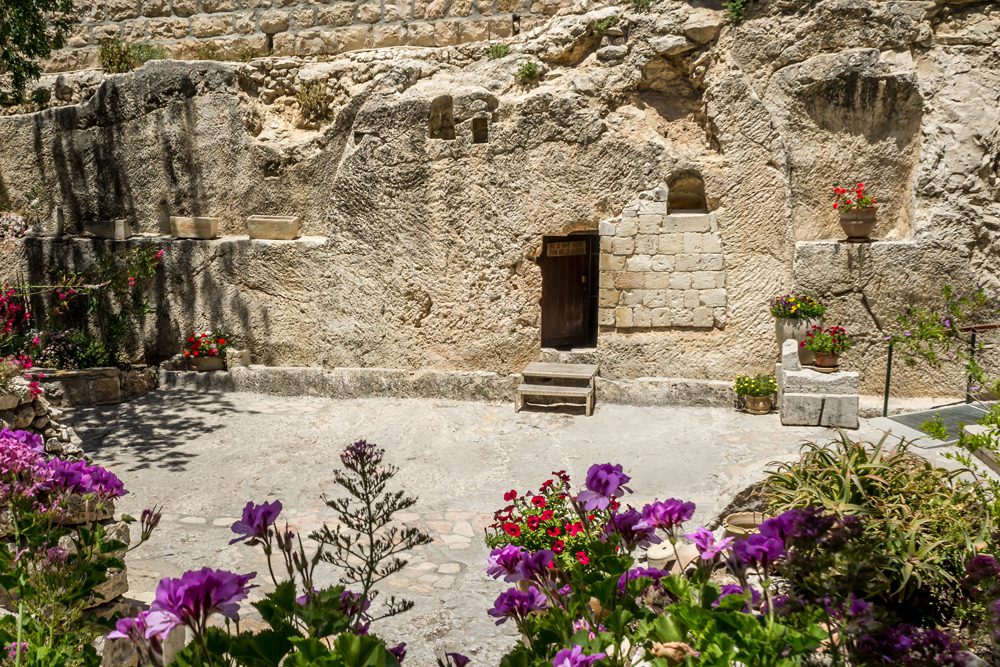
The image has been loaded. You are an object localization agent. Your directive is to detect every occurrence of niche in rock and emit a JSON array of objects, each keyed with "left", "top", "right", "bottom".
[
  {"left": 472, "top": 117, "right": 488, "bottom": 144},
  {"left": 668, "top": 171, "right": 707, "bottom": 212},
  {"left": 428, "top": 96, "right": 456, "bottom": 140}
]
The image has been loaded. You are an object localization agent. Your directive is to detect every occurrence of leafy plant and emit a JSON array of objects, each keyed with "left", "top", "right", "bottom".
[
  {"left": 833, "top": 181, "right": 876, "bottom": 212},
  {"left": 296, "top": 80, "right": 332, "bottom": 123},
  {"left": 769, "top": 293, "right": 826, "bottom": 320},
  {"left": 627, "top": 0, "right": 651, "bottom": 12},
  {"left": 0, "top": 0, "right": 75, "bottom": 103},
  {"left": 723, "top": 0, "right": 749, "bottom": 22},
  {"left": 515, "top": 60, "right": 541, "bottom": 85},
  {"left": 193, "top": 41, "right": 221, "bottom": 60},
  {"left": 733, "top": 372, "right": 777, "bottom": 397},
  {"left": 919, "top": 413, "right": 949, "bottom": 441},
  {"left": 30, "top": 86, "right": 50, "bottom": 110},
  {"left": 487, "top": 43, "right": 510, "bottom": 59},
  {"left": 765, "top": 433, "right": 992, "bottom": 619},
  {"left": 594, "top": 15, "right": 619, "bottom": 35},
  {"left": 802, "top": 324, "right": 851, "bottom": 355},
  {"left": 233, "top": 45, "right": 262, "bottom": 62},
  {"left": 98, "top": 37, "right": 166, "bottom": 74}
]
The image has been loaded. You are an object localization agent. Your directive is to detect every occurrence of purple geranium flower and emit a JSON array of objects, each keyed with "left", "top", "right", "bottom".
[
  {"left": 605, "top": 508, "right": 661, "bottom": 549},
  {"left": 552, "top": 645, "right": 606, "bottom": 667},
  {"left": 683, "top": 527, "right": 734, "bottom": 560},
  {"left": 732, "top": 533, "right": 785, "bottom": 569},
  {"left": 486, "top": 545, "right": 526, "bottom": 582},
  {"left": 487, "top": 585, "right": 549, "bottom": 625},
  {"left": 339, "top": 590, "right": 371, "bottom": 618},
  {"left": 519, "top": 549, "right": 555, "bottom": 582},
  {"left": 966, "top": 554, "right": 1000, "bottom": 584},
  {"left": 442, "top": 653, "right": 470, "bottom": 667},
  {"left": 713, "top": 584, "right": 761, "bottom": 612},
  {"left": 759, "top": 508, "right": 835, "bottom": 545},
  {"left": 638, "top": 498, "right": 695, "bottom": 532},
  {"left": 46, "top": 459, "right": 127, "bottom": 498},
  {"left": 389, "top": 643, "right": 407, "bottom": 663},
  {"left": 576, "top": 463, "right": 631, "bottom": 511},
  {"left": 617, "top": 567, "right": 668, "bottom": 594},
  {"left": 229, "top": 499, "right": 283, "bottom": 545},
  {"left": 5, "top": 642, "right": 27, "bottom": 660},
  {"left": 148, "top": 568, "right": 256, "bottom": 636},
  {"left": 0, "top": 428, "right": 43, "bottom": 453}
]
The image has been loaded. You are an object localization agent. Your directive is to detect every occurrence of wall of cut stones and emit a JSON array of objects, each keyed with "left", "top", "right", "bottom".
[{"left": 0, "top": 0, "right": 997, "bottom": 398}]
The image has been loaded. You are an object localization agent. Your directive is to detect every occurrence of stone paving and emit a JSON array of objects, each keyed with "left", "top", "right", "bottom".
[{"left": 70, "top": 390, "right": 862, "bottom": 665}]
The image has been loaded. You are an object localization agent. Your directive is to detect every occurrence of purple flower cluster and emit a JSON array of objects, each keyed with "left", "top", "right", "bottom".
[
  {"left": 0, "top": 427, "right": 43, "bottom": 452},
  {"left": 5, "top": 642, "right": 27, "bottom": 660},
  {"left": 605, "top": 508, "right": 660, "bottom": 549},
  {"left": 486, "top": 545, "right": 526, "bottom": 582},
  {"left": 854, "top": 624, "right": 970, "bottom": 666},
  {"left": 616, "top": 567, "right": 668, "bottom": 594},
  {"left": 136, "top": 567, "right": 257, "bottom": 637},
  {"left": 713, "top": 584, "right": 762, "bottom": 612},
  {"left": 683, "top": 527, "right": 733, "bottom": 561},
  {"left": 552, "top": 645, "right": 606, "bottom": 667},
  {"left": 577, "top": 463, "right": 631, "bottom": 511},
  {"left": 47, "top": 459, "right": 127, "bottom": 498},
  {"left": 229, "top": 499, "right": 282, "bottom": 545},
  {"left": 638, "top": 498, "right": 695, "bottom": 533},
  {"left": 487, "top": 585, "right": 549, "bottom": 625}
]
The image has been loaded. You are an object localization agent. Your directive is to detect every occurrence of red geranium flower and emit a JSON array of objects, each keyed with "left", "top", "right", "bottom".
[
  {"left": 503, "top": 523, "right": 521, "bottom": 537},
  {"left": 540, "top": 510, "right": 554, "bottom": 521},
  {"left": 503, "top": 490, "right": 517, "bottom": 502},
  {"left": 552, "top": 539, "right": 565, "bottom": 554},
  {"left": 566, "top": 522, "right": 584, "bottom": 537},
  {"left": 541, "top": 479, "right": 553, "bottom": 489},
  {"left": 575, "top": 551, "right": 590, "bottom": 565},
  {"left": 218, "top": 338, "right": 226, "bottom": 345},
  {"left": 547, "top": 526, "right": 561, "bottom": 537},
  {"left": 527, "top": 515, "right": 541, "bottom": 530},
  {"left": 532, "top": 496, "right": 546, "bottom": 508}
]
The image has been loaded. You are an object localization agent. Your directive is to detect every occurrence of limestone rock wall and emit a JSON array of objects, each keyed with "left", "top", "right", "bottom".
[{"left": 0, "top": 0, "right": 998, "bottom": 398}]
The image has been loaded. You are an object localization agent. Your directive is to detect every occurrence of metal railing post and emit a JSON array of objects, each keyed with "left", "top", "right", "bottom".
[
  {"left": 967, "top": 330, "right": 978, "bottom": 403},
  {"left": 883, "top": 342, "right": 893, "bottom": 417}
]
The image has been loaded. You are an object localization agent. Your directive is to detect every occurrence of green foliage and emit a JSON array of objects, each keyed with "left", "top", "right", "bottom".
[
  {"left": 193, "top": 41, "right": 222, "bottom": 60},
  {"left": 765, "top": 433, "right": 993, "bottom": 618},
  {"left": 919, "top": 413, "right": 949, "bottom": 441},
  {"left": 801, "top": 324, "right": 851, "bottom": 355},
  {"left": 769, "top": 293, "right": 827, "bottom": 320},
  {"left": 36, "top": 330, "right": 110, "bottom": 369},
  {"left": 0, "top": 0, "right": 76, "bottom": 103},
  {"left": 980, "top": 402, "right": 1000, "bottom": 429},
  {"left": 723, "top": 0, "right": 750, "bottom": 22},
  {"left": 627, "top": 0, "right": 651, "bottom": 12},
  {"left": 234, "top": 45, "right": 263, "bottom": 62},
  {"left": 98, "top": 37, "right": 166, "bottom": 73},
  {"left": 732, "top": 372, "right": 777, "bottom": 397},
  {"left": 515, "top": 60, "right": 541, "bottom": 85},
  {"left": 30, "top": 86, "right": 50, "bottom": 110},
  {"left": 594, "top": 15, "right": 619, "bottom": 35},
  {"left": 296, "top": 80, "right": 332, "bottom": 123},
  {"left": 487, "top": 42, "right": 511, "bottom": 59}
]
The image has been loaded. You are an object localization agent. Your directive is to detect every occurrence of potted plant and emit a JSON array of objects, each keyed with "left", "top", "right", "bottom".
[
  {"left": 833, "top": 182, "right": 877, "bottom": 241},
  {"left": 182, "top": 331, "right": 229, "bottom": 371},
  {"left": 769, "top": 293, "right": 826, "bottom": 364},
  {"left": 801, "top": 324, "right": 851, "bottom": 369},
  {"left": 733, "top": 373, "right": 778, "bottom": 414}
]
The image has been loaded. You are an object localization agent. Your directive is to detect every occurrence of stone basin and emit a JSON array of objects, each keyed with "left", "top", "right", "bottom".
[
  {"left": 170, "top": 216, "right": 219, "bottom": 239},
  {"left": 247, "top": 215, "right": 301, "bottom": 240}
]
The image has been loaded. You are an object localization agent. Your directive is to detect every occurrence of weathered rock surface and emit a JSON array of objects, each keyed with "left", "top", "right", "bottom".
[{"left": 0, "top": 0, "right": 997, "bottom": 396}]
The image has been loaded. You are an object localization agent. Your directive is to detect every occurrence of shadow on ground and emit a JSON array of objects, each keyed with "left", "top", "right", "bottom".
[{"left": 69, "top": 389, "right": 246, "bottom": 472}]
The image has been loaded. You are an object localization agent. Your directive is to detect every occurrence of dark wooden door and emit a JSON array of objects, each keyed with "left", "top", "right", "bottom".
[{"left": 541, "top": 235, "right": 595, "bottom": 348}]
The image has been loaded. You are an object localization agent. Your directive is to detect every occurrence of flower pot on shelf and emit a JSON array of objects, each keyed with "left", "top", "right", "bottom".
[
  {"left": 774, "top": 317, "right": 820, "bottom": 365},
  {"left": 247, "top": 215, "right": 300, "bottom": 240},
  {"left": 812, "top": 351, "right": 840, "bottom": 369},
  {"left": 170, "top": 216, "right": 219, "bottom": 239},
  {"left": 839, "top": 207, "right": 876, "bottom": 242},
  {"left": 742, "top": 395, "right": 773, "bottom": 415},
  {"left": 191, "top": 356, "right": 225, "bottom": 372},
  {"left": 722, "top": 512, "right": 771, "bottom": 540}
]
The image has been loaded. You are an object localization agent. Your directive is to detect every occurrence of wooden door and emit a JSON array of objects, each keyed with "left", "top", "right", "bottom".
[{"left": 541, "top": 235, "right": 596, "bottom": 348}]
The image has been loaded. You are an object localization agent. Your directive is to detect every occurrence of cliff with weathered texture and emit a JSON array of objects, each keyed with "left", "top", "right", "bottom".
[{"left": 0, "top": 0, "right": 997, "bottom": 398}]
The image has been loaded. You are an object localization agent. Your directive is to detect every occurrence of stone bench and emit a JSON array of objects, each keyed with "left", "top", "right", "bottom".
[{"left": 777, "top": 339, "right": 859, "bottom": 429}]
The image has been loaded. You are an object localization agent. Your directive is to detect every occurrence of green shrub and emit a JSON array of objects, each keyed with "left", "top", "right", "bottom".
[
  {"left": 30, "top": 87, "right": 51, "bottom": 109},
  {"left": 765, "top": 434, "right": 993, "bottom": 620},
  {"left": 193, "top": 41, "right": 222, "bottom": 60},
  {"left": 594, "top": 15, "right": 619, "bottom": 35},
  {"left": 296, "top": 80, "right": 332, "bottom": 123},
  {"left": 627, "top": 0, "right": 651, "bottom": 11},
  {"left": 98, "top": 37, "right": 166, "bottom": 73},
  {"left": 732, "top": 372, "right": 777, "bottom": 397},
  {"left": 514, "top": 60, "right": 541, "bottom": 85},
  {"left": 724, "top": 0, "right": 750, "bottom": 21},
  {"left": 487, "top": 43, "right": 510, "bottom": 59},
  {"left": 980, "top": 403, "right": 1000, "bottom": 429},
  {"left": 234, "top": 44, "right": 262, "bottom": 62},
  {"left": 919, "top": 413, "right": 949, "bottom": 440}
]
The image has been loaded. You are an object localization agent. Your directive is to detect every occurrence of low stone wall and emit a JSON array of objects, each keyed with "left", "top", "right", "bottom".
[
  {"left": 39, "top": 367, "right": 159, "bottom": 407},
  {"left": 0, "top": 392, "right": 85, "bottom": 459},
  {"left": 46, "top": 0, "right": 602, "bottom": 72}
]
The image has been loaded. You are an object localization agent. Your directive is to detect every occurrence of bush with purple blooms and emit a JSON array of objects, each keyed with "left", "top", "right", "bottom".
[
  {"left": 0, "top": 427, "right": 159, "bottom": 666},
  {"left": 111, "top": 440, "right": 437, "bottom": 666}
]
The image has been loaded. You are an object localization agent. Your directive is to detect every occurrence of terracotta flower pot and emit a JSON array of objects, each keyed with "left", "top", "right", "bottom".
[
  {"left": 742, "top": 395, "right": 773, "bottom": 414},
  {"left": 191, "top": 356, "right": 225, "bottom": 372},
  {"left": 774, "top": 316, "right": 820, "bottom": 365},
  {"left": 722, "top": 512, "right": 771, "bottom": 540},
  {"left": 839, "top": 207, "right": 877, "bottom": 241},
  {"left": 812, "top": 351, "right": 840, "bottom": 369}
]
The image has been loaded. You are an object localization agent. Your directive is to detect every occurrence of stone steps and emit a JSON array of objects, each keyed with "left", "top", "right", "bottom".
[{"left": 515, "top": 361, "right": 598, "bottom": 416}]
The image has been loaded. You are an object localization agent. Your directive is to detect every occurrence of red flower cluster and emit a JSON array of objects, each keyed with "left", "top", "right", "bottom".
[
  {"left": 182, "top": 331, "right": 230, "bottom": 359},
  {"left": 832, "top": 182, "right": 876, "bottom": 211}
]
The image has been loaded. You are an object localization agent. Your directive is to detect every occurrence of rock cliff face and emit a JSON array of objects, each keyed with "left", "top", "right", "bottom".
[{"left": 0, "top": 0, "right": 997, "bottom": 397}]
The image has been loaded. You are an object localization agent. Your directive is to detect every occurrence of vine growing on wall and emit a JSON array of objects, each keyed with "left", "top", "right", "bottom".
[{"left": 0, "top": 0, "right": 77, "bottom": 104}]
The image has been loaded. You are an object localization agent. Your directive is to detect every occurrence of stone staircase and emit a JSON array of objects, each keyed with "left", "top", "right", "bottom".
[{"left": 515, "top": 361, "right": 599, "bottom": 416}]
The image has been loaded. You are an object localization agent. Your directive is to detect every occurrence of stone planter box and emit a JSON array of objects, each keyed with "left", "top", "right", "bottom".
[
  {"left": 170, "top": 216, "right": 220, "bottom": 239},
  {"left": 39, "top": 367, "right": 123, "bottom": 406},
  {"left": 964, "top": 424, "right": 1000, "bottom": 475},
  {"left": 84, "top": 220, "right": 132, "bottom": 240},
  {"left": 248, "top": 215, "right": 300, "bottom": 240},
  {"left": 774, "top": 316, "right": 820, "bottom": 365},
  {"left": 192, "top": 356, "right": 225, "bottom": 372}
]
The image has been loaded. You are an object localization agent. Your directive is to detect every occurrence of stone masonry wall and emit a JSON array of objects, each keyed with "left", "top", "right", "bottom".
[
  {"left": 599, "top": 186, "right": 727, "bottom": 330},
  {"left": 45, "top": 0, "right": 603, "bottom": 72}
]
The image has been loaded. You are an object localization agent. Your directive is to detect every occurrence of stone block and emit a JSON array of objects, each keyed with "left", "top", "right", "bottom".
[
  {"left": 171, "top": 216, "right": 219, "bottom": 239},
  {"left": 600, "top": 236, "right": 613, "bottom": 253},
  {"left": 599, "top": 253, "right": 625, "bottom": 271},
  {"left": 448, "top": 0, "right": 472, "bottom": 16},
  {"left": 247, "top": 215, "right": 300, "bottom": 240},
  {"left": 692, "top": 307, "right": 713, "bottom": 328},
  {"left": 633, "top": 308, "right": 652, "bottom": 328},
  {"left": 614, "top": 272, "right": 644, "bottom": 289},
  {"left": 615, "top": 307, "right": 633, "bottom": 328},
  {"left": 292, "top": 7, "right": 316, "bottom": 27},
  {"left": 356, "top": 1, "right": 382, "bottom": 21},
  {"left": 642, "top": 291, "right": 668, "bottom": 308},
  {"left": 260, "top": 10, "right": 289, "bottom": 32},
  {"left": 637, "top": 200, "right": 666, "bottom": 215},
  {"left": 658, "top": 233, "right": 681, "bottom": 254},
  {"left": 650, "top": 254, "right": 673, "bottom": 272},
  {"left": 780, "top": 393, "right": 859, "bottom": 429},
  {"left": 598, "top": 308, "right": 615, "bottom": 326},
  {"left": 691, "top": 271, "right": 718, "bottom": 289},
  {"left": 434, "top": 20, "right": 462, "bottom": 46},
  {"left": 625, "top": 255, "right": 651, "bottom": 272},
  {"left": 333, "top": 24, "right": 370, "bottom": 51},
  {"left": 317, "top": 4, "right": 354, "bottom": 26},
  {"left": 192, "top": 15, "right": 231, "bottom": 37},
  {"left": 599, "top": 289, "right": 620, "bottom": 307},
  {"left": 700, "top": 288, "right": 727, "bottom": 307},
  {"left": 670, "top": 213, "right": 712, "bottom": 233},
  {"left": 148, "top": 17, "right": 189, "bottom": 38},
  {"left": 700, "top": 253, "right": 724, "bottom": 271},
  {"left": 669, "top": 273, "right": 691, "bottom": 290},
  {"left": 675, "top": 254, "right": 698, "bottom": 271},
  {"left": 108, "top": 0, "right": 139, "bottom": 20},
  {"left": 171, "top": 0, "right": 198, "bottom": 16},
  {"left": 233, "top": 12, "right": 255, "bottom": 33},
  {"left": 141, "top": 0, "right": 170, "bottom": 16},
  {"left": 638, "top": 214, "right": 661, "bottom": 234},
  {"left": 598, "top": 220, "right": 615, "bottom": 236},
  {"left": 611, "top": 237, "right": 634, "bottom": 255},
  {"left": 682, "top": 232, "right": 703, "bottom": 253},
  {"left": 616, "top": 220, "right": 638, "bottom": 237},
  {"left": 683, "top": 289, "right": 700, "bottom": 308},
  {"left": 703, "top": 232, "right": 722, "bottom": 253},
  {"left": 85, "top": 220, "right": 132, "bottom": 240},
  {"left": 782, "top": 369, "right": 859, "bottom": 395},
  {"left": 620, "top": 290, "right": 643, "bottom": 306},
  {"left": 651, "top": 308, "right": 671, "bottom": 327},
  {"left": 644, "top": 273, "right": 670, "bottom": 289},
  {"left": 203, "top": 0, "right": 235, "bottom": 11},
  {"left": 634, "top": 234, "right": 658, "bottom": 255}
]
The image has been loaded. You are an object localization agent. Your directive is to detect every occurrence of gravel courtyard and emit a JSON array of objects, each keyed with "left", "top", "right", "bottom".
[{"left": 73, "top": 390, "right": 865, "bottom": 665}]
